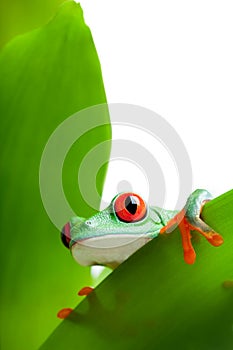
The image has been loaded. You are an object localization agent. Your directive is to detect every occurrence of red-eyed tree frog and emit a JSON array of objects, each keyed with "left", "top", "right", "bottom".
[{"left": 61, "top": 189, "right": 223, "bottom": 268}]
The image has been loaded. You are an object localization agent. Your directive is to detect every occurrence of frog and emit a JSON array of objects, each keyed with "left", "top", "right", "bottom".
[
  {"left": 57, "top": 189, "right": 224, "bottom": 318},
  {"left": 61, "top": 189, "right": 223, "bottom": 268}
]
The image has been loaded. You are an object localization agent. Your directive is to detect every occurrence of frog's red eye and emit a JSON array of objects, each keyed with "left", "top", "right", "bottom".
[
  {"left": 61, "top": 222, "right": 71, "bottom": 249},
  {"left": 114, "top": 193, "right": 147, "bottom": 223}
]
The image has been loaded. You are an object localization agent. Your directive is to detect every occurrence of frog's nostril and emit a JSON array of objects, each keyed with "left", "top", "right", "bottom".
[
  {"left": 85, "top": 220, "right": 92, "bottom": 226},
  {"left": 61, "top": 222, "right": 71, "bottom": 249}
]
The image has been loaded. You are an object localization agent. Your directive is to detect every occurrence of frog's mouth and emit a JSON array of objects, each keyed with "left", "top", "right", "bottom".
[{"left": 71, "top": 234, "right": 152, "bottom": 268}]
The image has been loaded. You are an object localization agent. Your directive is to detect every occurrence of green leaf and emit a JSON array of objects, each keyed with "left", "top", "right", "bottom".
[
  {"left": 0, "top": 2, "right": 111, "bottom": 349},
  {"left": 40, "top": 190, "right": 233, "bottom": 350},
  {"left": 0, "top": 0, "right": 65, "bottom": 47}
]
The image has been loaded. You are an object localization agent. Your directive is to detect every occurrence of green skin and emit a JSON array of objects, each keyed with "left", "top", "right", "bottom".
[{"left": 62, "top": 189, "right": 218, "bottom": 269}]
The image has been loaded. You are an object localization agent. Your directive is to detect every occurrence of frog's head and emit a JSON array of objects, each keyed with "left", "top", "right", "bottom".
[{"left": 61, "top": 192, "right": 161, "bottom": 268}]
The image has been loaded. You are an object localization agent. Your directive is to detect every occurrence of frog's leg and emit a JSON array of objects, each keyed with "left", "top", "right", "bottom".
[{"left": 160, "top": 189, "right": 224, "bottom": 264}]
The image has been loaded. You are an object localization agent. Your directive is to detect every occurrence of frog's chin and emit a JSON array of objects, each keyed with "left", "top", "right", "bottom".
[{"left": 71, "top": 234, "right": 152, "bottom": 269}]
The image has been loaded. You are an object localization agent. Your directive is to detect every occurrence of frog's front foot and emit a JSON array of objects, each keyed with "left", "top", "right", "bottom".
[{"left": 160, "top": 189, "right": 224, "bottom": 264}]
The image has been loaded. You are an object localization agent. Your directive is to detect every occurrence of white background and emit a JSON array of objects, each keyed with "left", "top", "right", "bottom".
[{"left": 80, "top": 0, "right": 233, "bottom": 208}]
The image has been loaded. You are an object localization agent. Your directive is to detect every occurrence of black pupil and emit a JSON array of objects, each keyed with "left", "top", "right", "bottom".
[{"left": 125, "top": 196, "right": 138, "bottom": 215}]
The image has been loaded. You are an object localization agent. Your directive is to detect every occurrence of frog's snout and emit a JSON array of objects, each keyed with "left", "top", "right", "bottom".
[{"left": 61, "top": 222, "right": 71, "bottom": 249}]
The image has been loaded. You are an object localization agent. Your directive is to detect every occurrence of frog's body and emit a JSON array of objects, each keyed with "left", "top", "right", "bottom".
[{"left": 61, "top": 189, "right": 223, "bottom": 267}]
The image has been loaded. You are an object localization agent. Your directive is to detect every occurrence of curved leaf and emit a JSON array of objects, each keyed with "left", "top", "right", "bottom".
[{"left": 0, "top": 2, "right": 111, "bottom": 349}]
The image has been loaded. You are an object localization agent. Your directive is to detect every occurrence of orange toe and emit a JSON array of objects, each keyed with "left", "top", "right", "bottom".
[
  {"left": 207, "top": 233, "right": 224, "bottom": 247},
  {"left": 57, "top": 308, "right": 73, "bottom": 319},
  {"left": 78, "top": 286, "right": 94, "bottom": 296},
  {"left": 184, "top": 249, "right": 196, "bottom": 265}
]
